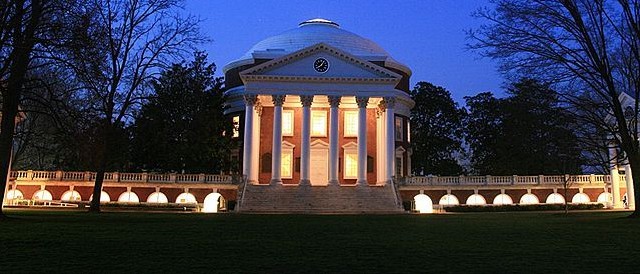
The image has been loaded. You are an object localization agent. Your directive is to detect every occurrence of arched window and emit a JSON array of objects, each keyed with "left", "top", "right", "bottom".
[{"left": 414, "top": 194, "right": 433, "bottom": 213}]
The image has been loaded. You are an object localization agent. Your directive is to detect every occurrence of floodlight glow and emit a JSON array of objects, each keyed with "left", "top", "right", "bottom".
[
  {"left": 519, "top": 193, "right": 539, "bottom": 204},
  {"left": 466, "top": 194, "right": 486, "bottom": 205},
  {"left": 597, "top": 192, "right": 611, "bottom": 204},
  {"left": 61, "top": 190, "right": 82, "bottom": 201},
  {"left": 32, "top": 190, "right": 53, "bottom": 201},
  {"left": 6, "top": 189, "right": 24, "bottom": 200},
  {"left": 571, "top": 193, "right": 590, "bottom": 204},
  {"left": 176, "top": 193, "right": 197, "bottom": 204},
  {"left": 414, "top": 194, "right": 433, "bottom": 213},
  {"left": 438, "top": 194, "right": 459, "bottom": 206},
  {"left": 118, "top": 191, "right": 140, "bottom": 203},
  {"left": 202, "top": 192, "right": 222, "bottom": 213},
  {"left": 146, "top": 192, "right": 169, "bottom": 203},
  {"left": 90, "top": 191, "right": 111, "bottom": 202},
  {"left": 492, "top": 194, "right": 513, "bottom": 205},
  {"left": 545, "top": 193, "right": 565, "bottom": 204}
]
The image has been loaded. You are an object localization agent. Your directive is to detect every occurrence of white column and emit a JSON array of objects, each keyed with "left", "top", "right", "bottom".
[
  {"left": 356, "top": 96, "right": 369, "bottom": 186},
  {"left": 624, "top": 162, "right": 636, "bottom": 209},
  {"left": 328, "top": 96, "right": 341, "bottom": 186},
  {"left": 242, "top": 94, "right": 258, "bottom": 183},
  {"left": 384, "top": 97, "right": 396, "bottom": 183},
  {"left": 609, "top": 145, "right": 622, "bottom": 208},
  {"left": 251, "top": 101, "right": 262, "bottom": 183},
  {"left": 271, "top": 95, "right": 286, "bottom": 185},
  {"left": 300, "top": 95, "right": 313, "bottom": 186},
  {"left": 376, "top": 107, "right": 385, "bottom": 184}
]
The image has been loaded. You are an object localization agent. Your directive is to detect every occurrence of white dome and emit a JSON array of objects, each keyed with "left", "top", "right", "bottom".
[{"left": 224, "top": 19, "right": 409, "bottom": 74}]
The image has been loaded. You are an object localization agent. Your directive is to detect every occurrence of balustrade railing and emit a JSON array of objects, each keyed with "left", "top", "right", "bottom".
[
  {"left": 9, "top": 170, "right": 234, "bottom": 184},
  {"left": 404, "top": 174, "right": 617, "bottom": 186}
]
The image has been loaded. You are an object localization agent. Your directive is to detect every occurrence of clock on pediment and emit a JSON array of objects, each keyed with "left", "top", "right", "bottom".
[{"left": 313, "top": 58, "right": 329, "bottom": 73}]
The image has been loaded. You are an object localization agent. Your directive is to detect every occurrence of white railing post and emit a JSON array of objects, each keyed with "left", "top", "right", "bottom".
[
  {"left": 485, "top": 175, "right": 492, "bottom": 185},
  {"left": 512, "top": 175, "right": 517, "bottom": 185},
  {"left": 538, "top": 175, "right": 544, "bottom": 185},
  {"left": 170, "top": 173, "right": 177, "bottom": 183},
  {"left": 55, "top": 171, "right": 63, "bottom": 181},
  {"left": 142, "top": 172, "right": 148, "bottom": 183}
]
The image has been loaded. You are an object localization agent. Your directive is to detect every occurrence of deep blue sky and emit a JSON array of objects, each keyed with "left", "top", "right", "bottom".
[{"left": 184, "top": 0, "right": 503, "bottom": 104}]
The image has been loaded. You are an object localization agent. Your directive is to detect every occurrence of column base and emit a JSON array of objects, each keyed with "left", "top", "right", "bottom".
[
  {"left": 356, "top": 180, "right": 368, "bottom": 186},
  {"left": 299, "top": 179, "right": 311, "bottom": 186},
  {"left": 270, "top": 179, "right": 282, "bottom": 185}
]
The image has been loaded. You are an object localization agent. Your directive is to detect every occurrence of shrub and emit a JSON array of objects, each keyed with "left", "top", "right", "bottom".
[{"left": 443, "top": 203, "right": 604, "bottom": 213}]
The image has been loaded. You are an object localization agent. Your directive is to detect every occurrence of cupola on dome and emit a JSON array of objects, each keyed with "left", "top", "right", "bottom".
[{"left": 223, "top": 18, "right": 410, "bottom": 75}]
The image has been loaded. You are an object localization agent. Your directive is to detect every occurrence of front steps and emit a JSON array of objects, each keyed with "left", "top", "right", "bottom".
[{"left": 237, "top": 183, "right": 405, "bottom": 214}]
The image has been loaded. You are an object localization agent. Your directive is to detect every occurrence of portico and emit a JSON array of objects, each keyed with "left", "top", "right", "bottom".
[{"left": 241, "top": 93, "right": 406, "bottom": 186}]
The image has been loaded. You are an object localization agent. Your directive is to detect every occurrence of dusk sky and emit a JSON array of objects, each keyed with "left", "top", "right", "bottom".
[{"left": 184, "top": 0, "right": 503, "bottom": 103}]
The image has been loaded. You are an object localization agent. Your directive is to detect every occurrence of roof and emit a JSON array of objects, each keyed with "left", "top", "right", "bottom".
[{"left": 223, "top": 19, "right": 410, "bottom": 75}]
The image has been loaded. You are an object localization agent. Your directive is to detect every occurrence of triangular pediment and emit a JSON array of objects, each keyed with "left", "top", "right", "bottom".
[{"left": 240, "top": 43, "right": 401, "bottom": 83}]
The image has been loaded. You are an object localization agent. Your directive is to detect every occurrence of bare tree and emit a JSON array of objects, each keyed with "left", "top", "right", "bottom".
[
  {"left": 48, "top": 0, "right": 203, "bottom": 212},
  {"left": 469, "top": 0, "right": 640, "bottom": 217},
  {"left": 0, "top": 0, "right": 45, "bottom": 219}
]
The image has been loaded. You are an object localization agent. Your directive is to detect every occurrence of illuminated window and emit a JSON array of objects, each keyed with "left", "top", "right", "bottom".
[
  {"left": 311, "top": 110, "right": 327, "bottom": 137},
  {"left": 343, "top": 142, "right": 357, "bottom": 179},
  {"left": 395, "top": 116, "right": 404, "bottom": 141},
  {"left": 281, "top": 150, "right": 293, "bottom": 178},
  {"left": 344, "top": 111, "right": 358, "bottom": 137},
  {"left": 232, "top": 116, "right": 240, "bottom": 138},
  {"left": 282, "top": 110, "right": 294, "bottom": 136}
]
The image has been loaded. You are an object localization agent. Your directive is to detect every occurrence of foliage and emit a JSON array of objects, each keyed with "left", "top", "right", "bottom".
[
  {"left": 409, "top": 82, "right": 465, "bottom": 175},
  {"left": 464, "top": 79, "right": 583, "bottom": 175},
  {"left": 131, "top": 52, "right": 234, "bottom": 173}
]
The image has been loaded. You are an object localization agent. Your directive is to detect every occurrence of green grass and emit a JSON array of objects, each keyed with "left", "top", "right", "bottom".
[{"left": 1, "top": 210, "right": 639, "bottom": 273}]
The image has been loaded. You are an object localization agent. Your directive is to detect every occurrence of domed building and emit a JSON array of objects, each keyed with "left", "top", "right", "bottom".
[{"left": 224, "top": 19, "right": 413, "bottom": 212}]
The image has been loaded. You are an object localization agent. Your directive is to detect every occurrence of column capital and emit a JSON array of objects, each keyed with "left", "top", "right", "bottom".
[
  {"left": 272, "top": 95, "right": 286, "bottom": 106},
  {"left": 300, "top": 95, "right": 314, "bottom": 107},
  {"left": 328, "top": 95, "right": 341, "bottom": 108},
  {"left": 356, "top": 96, "right": 369, "bottom": 108},
  {"left": 244, "top": 94, "right": 258, "bottom": 106},
  {"left": 254, "top": 100, "right": 263, "bottom": 116},
  {"left": 381, "top": 97, "right": 397, "bottom": 109}
]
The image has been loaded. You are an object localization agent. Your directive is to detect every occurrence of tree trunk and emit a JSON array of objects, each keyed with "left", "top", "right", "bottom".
[
  {"left": 89, "top": 121, "right": 111, "bottom": 213},
  {"left": 628, "top": 153, "right": 640, "bottom": 218},
  {"left": 0, "top": 0, "right": 43, "bottom": 220}
]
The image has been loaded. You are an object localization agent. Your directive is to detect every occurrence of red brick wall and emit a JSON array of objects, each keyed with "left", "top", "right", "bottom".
[
  {"left": 131, "top": 187, "right": 155, "bottom": 202},
  {"left": 505, "top": 189, "right": 527, "bottom": 203},
  {"left": 47, "top": 186, "right": 69, "bottom": 200},
  {"left": 478, "top": 189, "right": 501, "bottom": 203},
  {"left": 16, "top": 185, "right": 40, "bottom": 200},
  {"left": 425, "top": 190, "right": 447, "bottom": 204},
  {"left": 75, "top": 186, "right": 94, "bottom": 200},
  {"left": 449, "top": 190, "right": 472, "bottom": 204},
  {"left": 103, "top": 187, "right": 127, "bottom": 201}
]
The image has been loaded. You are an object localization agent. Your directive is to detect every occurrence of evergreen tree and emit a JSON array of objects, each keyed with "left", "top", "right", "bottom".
[
  {"left": 410, "top": 82, "right": 465, "bottom": 175},
  {"left": 131, "top": 52, "right": 233, "bottom": 173}
]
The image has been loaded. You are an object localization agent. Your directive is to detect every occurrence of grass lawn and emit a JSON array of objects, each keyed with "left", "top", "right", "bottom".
[{"left": 1, "top": 210, "right": 639, "bottom": 273}]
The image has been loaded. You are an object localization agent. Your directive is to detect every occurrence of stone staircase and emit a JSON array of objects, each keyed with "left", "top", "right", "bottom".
[{"left": 237, "top": 183, "right": 405, "bottom": 214}]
